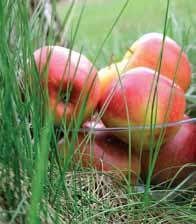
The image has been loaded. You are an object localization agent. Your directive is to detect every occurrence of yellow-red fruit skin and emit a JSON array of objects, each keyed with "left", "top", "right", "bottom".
[{"left": 99, "top": 67, "right": 186, "bottom": 150}]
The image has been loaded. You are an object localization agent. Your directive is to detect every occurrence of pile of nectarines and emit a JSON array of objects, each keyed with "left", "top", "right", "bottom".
[{"left": 33, "top": 32, "right": 196, "bottom": 186}]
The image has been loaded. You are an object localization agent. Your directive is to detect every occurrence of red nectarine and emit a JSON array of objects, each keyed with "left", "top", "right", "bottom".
[
  {"left": 141, "top": 115, "right": 196, "bottom": 185},
  {"left": 99, "top": 67, "right": 186, "bottom": 150},
  {"left": 124, "top": 33, "right": 192, "bottom": 91},
  {"left": 58, "top": 131, "right": 140, "bottom": 183},
  {"left": 34, "top": 46, "right": 100, "bottom": 125}
]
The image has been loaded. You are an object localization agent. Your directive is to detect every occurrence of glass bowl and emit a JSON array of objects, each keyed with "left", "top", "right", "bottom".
[{"left": 59, "top": 117, "right": 196, "bottom": 190}]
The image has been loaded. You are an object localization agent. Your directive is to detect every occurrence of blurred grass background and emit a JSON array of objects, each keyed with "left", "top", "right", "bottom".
[{"left": 58, "top": 0, "right": 196, "bottom": 68}]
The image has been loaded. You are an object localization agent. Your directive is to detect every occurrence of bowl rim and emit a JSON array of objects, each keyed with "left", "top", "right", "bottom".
[{"left": 76, "top": 117, "right": 196, "bottom": 133}]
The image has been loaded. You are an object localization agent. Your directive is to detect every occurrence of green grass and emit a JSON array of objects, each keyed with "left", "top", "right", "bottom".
[{"left": 0, "top": 0, "right": 195, "bottom": 223}]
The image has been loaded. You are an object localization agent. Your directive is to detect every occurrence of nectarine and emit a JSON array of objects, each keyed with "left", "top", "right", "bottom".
[
  {"left": 124, "top": 33, "right": 192, "bottom": 91},
  {"left": 34, "top": 46, "right": 100, "bottom": 125},
  {"left": 58, "top": 130, "right": 140, "bottom": 183},
  {"left": 98, "top": 60, "right": 129, "bottom": 99},
  {"left": 99, "top": 67, "right": 186, "bottom": 150},
  {"left": 141, "top": 115, "right": 196, "bottom": 185}
]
